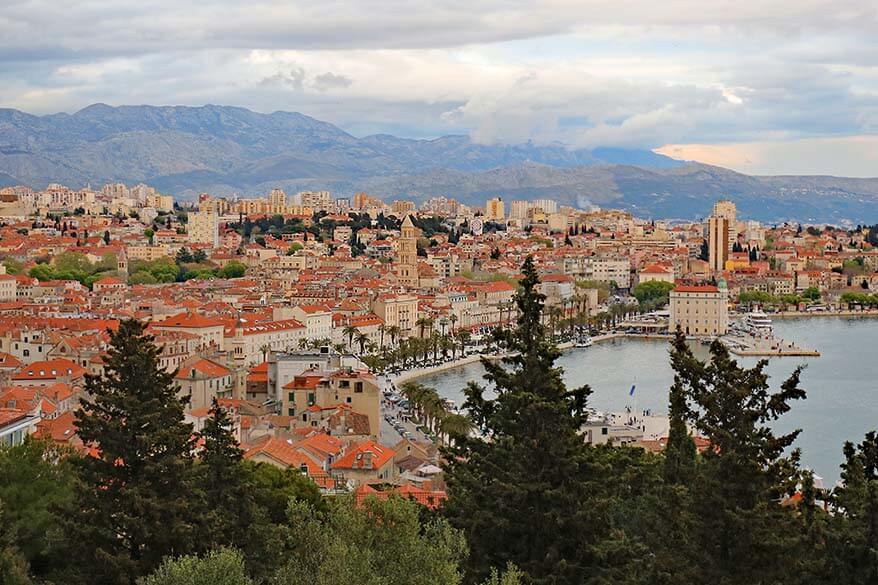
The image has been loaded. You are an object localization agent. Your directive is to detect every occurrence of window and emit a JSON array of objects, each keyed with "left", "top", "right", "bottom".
[
  {"left": 307, "top": 392, "right": 315, "bottom": 406},
  {"left": 346, "top": 396, "right": 352, "bottom": 403},
  {"left": 288, "top": 391, "right": 295, "bottom": 403},
  {"left": 354, "top": 382, "right": 363, "bottom": 393},
  {"left": 602, "top": 427, "right": 608, "bottom": 435},
  {"left": 287, "top": 407, "right": 295, "bottom": 416}
]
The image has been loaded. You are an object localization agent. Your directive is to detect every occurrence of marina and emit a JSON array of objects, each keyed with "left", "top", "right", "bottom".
[{"left": 414, "top": 317, "right": 877, "bottom": 485}]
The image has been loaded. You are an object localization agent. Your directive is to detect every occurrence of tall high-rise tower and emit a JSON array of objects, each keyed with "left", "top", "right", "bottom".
[
  {"left": 708, "top": 199, "right": 736, "bottom": 274},
  {"left": 396, "top": 214, "right": 419, "bottom": 287}
]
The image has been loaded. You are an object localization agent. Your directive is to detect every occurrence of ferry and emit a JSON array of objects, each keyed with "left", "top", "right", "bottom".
[
  {"left": 743, "top": 310, "right": 773, "bottom": 335},
  {"left": 575, "top": 336, "right": 594, "bottom": 348}
]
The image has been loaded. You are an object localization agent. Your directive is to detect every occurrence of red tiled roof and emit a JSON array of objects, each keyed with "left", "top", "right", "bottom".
[
  {"left": 673, "top": 285, "right": 719, "bottom": 293},
  {"left": 332, "top": 440, "right": 394, "bottom": 470},
  {"left": 12, "top": 358, "right": 85, "bottom": 381}
]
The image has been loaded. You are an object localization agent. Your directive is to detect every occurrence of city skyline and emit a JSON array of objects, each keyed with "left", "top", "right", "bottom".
[{"left": 2, "top": 1, "right": 877, "bottom": 176}]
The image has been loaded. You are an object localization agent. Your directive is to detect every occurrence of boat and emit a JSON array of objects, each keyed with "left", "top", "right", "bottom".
[
  {"left": 743, "top": 310, "right": 773, "bottom": 335},
  {"left": 575, "top": 336, "right": 594, "bottom": 348}
]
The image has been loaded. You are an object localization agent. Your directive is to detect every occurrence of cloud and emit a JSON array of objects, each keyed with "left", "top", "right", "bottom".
[
  {"left": 656, "top": 136, "right": 878, "bottom": 177},
  {"left": 1, "top": 0, "right": 878, "bottom": 174},
  {"left": 260, "top": 65, "right": 306, "bottom": 89},
  {"left": 313, "top": 72, "right": 352, "bottom": 91}
]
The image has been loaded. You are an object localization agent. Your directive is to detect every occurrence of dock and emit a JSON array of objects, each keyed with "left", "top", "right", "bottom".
[{"left": 721, "top": 334, "right": 820, "bottom": 357}]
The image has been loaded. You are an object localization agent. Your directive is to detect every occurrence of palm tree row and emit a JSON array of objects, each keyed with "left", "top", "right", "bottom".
[{"left": 398, "top": 381, "right": 474, "bottom": 444}]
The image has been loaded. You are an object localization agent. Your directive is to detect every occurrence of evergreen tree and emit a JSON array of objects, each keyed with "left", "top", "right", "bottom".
[
  {"left": 824, "top": 432, "right": 878, "bottom": 583},
  {"left": 667, "top": 333, "right": 808, "bottom": 584},
  {"left": 62, "top": 319, "right": 197, "bottom": 585},
  {"left": 195, "top": 399, "right": 252, "bottom": 552},
  {"left": 443, "top": 256, "right": 633, "bottom": 584},
  {"left": 0, "top": 501, "right": 32, "bottom": 585}
]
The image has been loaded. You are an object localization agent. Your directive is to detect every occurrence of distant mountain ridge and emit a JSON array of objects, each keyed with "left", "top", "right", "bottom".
[{"left": 1, "top": 103, "right": 877, "bottom": 222}]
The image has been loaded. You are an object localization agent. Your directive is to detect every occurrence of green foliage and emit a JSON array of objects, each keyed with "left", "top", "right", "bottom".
[
  {"left": 275, "top": 496, "right": 467, "bottom": 585},
  {"left": 129, "top": 257, "right": 180, "bottom": 283},
  {"left": 28, "top": 251, "right": 119, "bottom": 288},
  {"left": 0, "top": 440, "right": 75, "bottom": 576},
  {"left": 840, "top": 292, "right": 878, "bottom": 307},
  {"left": 444, "top": 256, "right": 654, "bottom": 584},
  {"left": 0, "top": 501, "right": 32, "bottom": 585},
  {"left": 2, "top": 258, "right": 23, "bottom": 274},
  {"left": 480, "top": 563, "right": 525, "bottom": 585},
  {"left": 217, "top": 261, "right": 246, "bottom": 279},
  {"left": 664, "top": 330, "right": 810, "bottom": 584},
  {"left": 129, "top": 271, "right": 158, "bottom": 285},
  {"left": 61, "top": 319, "right": 198, "bottom": 584},
  {"left": 138, "top": 548, "right": 252, "bottom": 585},
  {"left": 824, "top": 432, "right": 878, "bottom": 583},
  {"left": 633, "top": 280, "right": 675, "bottom": 310},
  {"left": 244, "top": 461, "right": 323, "bottom": 524},
  {"left": 803, "top": 286, "right": 821, "bottom": 301}
]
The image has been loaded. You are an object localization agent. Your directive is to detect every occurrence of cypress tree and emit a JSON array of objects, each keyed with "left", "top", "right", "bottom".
[
  {"left": 443, "top": 256, "right": 617, "bottom": 584},
  {"left": 668, "top": 336, "right": 808, "bottom": 584},
  {"left": 63, "top": 319, "right": 197, "bottom": 584},
  {"left": 824, "top": 432, "right": 878, "bottom": 583}
]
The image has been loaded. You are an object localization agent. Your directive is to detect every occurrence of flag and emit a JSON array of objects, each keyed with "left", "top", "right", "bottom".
[{"left": 629, "top": 384, "right": 636, "bottom": 397}]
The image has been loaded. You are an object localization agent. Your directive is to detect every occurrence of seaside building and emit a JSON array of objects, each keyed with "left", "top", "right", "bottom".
[{"left": 668, "top": 283, "right": 729, "bottom": 336}]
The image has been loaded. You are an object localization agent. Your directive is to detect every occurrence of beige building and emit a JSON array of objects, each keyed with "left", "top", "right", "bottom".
[
  {"left": 708, "top": 216, "right": 730, "bottom": 275},
  {"left": 187, "top": 210, "right": 219, "bottom": 247},
  {"left": 174, "top": 357, "right": 234, "bottom": 411},
  {"left": 282, "top": 368, "right": 381, "bottom": 437},
  {"left": 485, "top": 197, "right": 505, "bottom": 221},
  {"left": 669, "top": 284, "right": 729, "bottom": 336},
  {"left": 372, "top": 294, "right": 418, "bottom": 337},
  {"left": 395, "top": 215, "right": 419, "bottom": 287}
]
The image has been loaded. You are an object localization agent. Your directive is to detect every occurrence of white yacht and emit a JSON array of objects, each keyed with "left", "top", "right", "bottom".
[
  {"left": 575, "top": 336, "right": 594, "bottom": 348},
  {"left": 743, "top": 310, "right": 773, "bottom": 335}
]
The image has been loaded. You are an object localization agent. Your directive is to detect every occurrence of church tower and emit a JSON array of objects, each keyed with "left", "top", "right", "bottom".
[{"left": 396, "top": 214, "right": 419, "bottom": 287}]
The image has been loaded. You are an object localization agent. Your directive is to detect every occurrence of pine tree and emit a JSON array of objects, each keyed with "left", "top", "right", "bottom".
[
  {"left": 668, "top": 335, "right": 808, "bottom": 584},
  {"left": 195, "top": 399, "right": 253, "bottom": 552},
  {"left": 443, "top": 256, "right": 629, "bottom": 584},
  {"left": 62, "top": 319, "right": 197, "bottom": 585},
  {"left": 0, "top": 501, "right": 32, "bottom": 585},
  {"left": 824, "top": 432, "right": 878, "bottom": 583}
]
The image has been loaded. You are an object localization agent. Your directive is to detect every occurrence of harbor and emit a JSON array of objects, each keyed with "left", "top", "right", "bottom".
[{"left": 722, "top": 309, "right": 821, "bottom": 357}]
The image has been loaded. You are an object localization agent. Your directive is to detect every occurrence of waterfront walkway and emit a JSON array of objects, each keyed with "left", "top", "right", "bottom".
[{"left": 721, "top": 334, "right": 820, "bottom": 357}]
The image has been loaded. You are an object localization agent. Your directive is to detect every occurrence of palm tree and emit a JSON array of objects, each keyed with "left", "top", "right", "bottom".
[
  {"left": 259, "top": 343, "right": 271, "bottom": 362},
  {"left": 333, "top": 342, "right": 347, "bottom": 354},
  {"left": 456, "top": 330, "right": 472, "bottom": 357},
  {"left": 440, "top": 334, "right": 453, "bottom": 359},
  {"left": 439, "top": 317, "right": 448, "bottom": 338},
  {"left": 448, "top": 313, "right": 458, "bottom": 336},
  {"left": 298, "top": 338, "right": 308, "bottom": 350},
  {"left": 415, "top": 316, "right": 433, "bottom": 339},
  {"left": 355, "top": 331, "right": 370, "bottom": 355},
  {"left": 438, "top": 412, "right": 474, "bottom": 445},
  {"left": 378, "top": 324, "right": 386, "bottom": 353},
  {"left": 386, "top": 325, "right": 401, "bottom": 348},
  {"left": 343, "top": 324, "right": 358, "bottom": 351}
]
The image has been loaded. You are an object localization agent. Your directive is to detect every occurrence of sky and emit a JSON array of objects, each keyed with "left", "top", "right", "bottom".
[{"left": 2, "top": 0, "right": 877, "bottom": 176}]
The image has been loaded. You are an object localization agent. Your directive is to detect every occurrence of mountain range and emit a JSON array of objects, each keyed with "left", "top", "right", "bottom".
[{"left": 1, "top": 103, "right": 877, "bottom": 223}]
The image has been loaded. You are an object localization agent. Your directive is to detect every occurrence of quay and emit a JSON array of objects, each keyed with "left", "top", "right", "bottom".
[{"left": 721, "top": 334, "right": 820, "bottom": 357}]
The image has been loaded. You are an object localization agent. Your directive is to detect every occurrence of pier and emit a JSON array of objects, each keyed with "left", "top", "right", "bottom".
[{"left": 721, "top": 334, "right": 820, "bottom": 357}]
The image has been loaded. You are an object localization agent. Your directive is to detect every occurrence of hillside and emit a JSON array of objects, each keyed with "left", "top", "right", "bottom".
[{"left": 1, "top": 104, "right": 877, "bottom": 222}]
